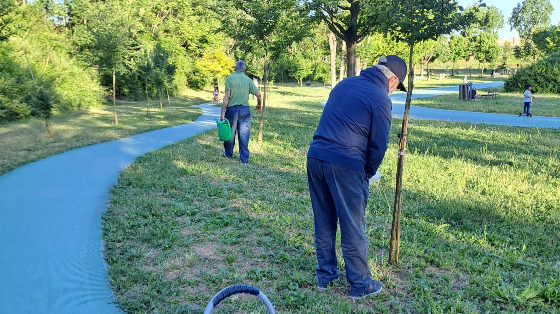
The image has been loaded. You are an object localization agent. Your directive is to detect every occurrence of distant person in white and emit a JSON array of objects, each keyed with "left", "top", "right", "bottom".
[{"left": 521, "top": 84, "right": 534, "bottom": 117}]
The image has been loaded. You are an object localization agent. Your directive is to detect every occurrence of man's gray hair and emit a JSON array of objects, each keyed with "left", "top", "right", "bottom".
[
  {"left": 235, "top": 60, "right": 246, "bottom": 72},
  {"left": 373, "top": 64, "right": 397, "bottom": 82}
]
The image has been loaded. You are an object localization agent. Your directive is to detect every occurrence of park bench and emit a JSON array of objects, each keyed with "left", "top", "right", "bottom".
[{"left": 480, "top": 88, "right": 499, "bottom": 99}]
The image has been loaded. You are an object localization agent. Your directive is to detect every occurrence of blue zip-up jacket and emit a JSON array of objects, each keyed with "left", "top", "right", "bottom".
[{"left": 307, "top": 66, "right": 392, "bottom": 178}]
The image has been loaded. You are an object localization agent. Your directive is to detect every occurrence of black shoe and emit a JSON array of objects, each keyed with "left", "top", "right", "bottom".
[
  {"left": 528, "top": 113, "right": 533, "bottom": 117},
  {"left": 350, "top": 280, "right": 382, "bottom": 299}
]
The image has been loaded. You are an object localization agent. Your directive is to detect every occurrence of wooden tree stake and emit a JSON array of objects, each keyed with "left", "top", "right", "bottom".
[
  {"left": 257, "top": 53, "right": 268, "bottom": 143},
  {"left": 113, "top": 67, "right": 118, "bottom": 126},
  {"left": 389, "top": 43, "right": 415, "bottom": 265}
]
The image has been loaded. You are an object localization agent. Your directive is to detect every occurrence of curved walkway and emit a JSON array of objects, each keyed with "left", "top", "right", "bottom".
[
  {"left": 0, "top": 104, "right": 221, "bottom": 313},
  {"left": 322, "top": 82, "right": 560, "bottom": 129}
]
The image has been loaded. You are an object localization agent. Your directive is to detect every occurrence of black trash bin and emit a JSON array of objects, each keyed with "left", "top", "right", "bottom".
[{"left": 459, "top": 84, "right": 470, "bottom": 100}]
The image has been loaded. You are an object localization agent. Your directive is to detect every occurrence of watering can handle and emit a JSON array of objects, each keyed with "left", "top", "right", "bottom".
[{"left": 203, "top": 284, "right": 275, "bottom": 314}]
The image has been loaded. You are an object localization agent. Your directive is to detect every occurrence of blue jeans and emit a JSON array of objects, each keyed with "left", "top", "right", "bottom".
[
  {"left": 524, "top": 102, "right": 531, "bottom": 115},
  {"left": 224, "top": 106, "right": 251, "bottom": 163},
  {"left": 307, "top": 158, "right": 371, "bottom": 289}
]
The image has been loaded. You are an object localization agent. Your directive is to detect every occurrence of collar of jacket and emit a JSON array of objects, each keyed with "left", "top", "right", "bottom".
[{"left": 359, "top": 67, "right": 389, "bottom": 95}]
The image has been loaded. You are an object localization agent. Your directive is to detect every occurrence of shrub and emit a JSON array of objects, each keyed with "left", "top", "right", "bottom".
[
  {"left": 0, "top": 3, "right": 105, "bottom": 122},
  {"left": 504, "top": 52, "right": 560, "bottom": 94},
  {"left": 0, "top": 97, "right": 30, "bottom": 121}
]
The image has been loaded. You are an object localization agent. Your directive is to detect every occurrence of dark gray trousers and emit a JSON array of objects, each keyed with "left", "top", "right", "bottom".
[{"left": 307, "top": 158, "right": 371, "bottom": 289}]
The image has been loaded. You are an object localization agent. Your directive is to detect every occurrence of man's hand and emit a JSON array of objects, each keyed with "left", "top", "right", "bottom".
[
  {"left": 256, "top": 104, "right": 262, "bottom": 113},
  {"left": 369, "top": 170, "right": 381, "bottom": 185},
  {"left": 220, "top": 113, "right": 225, "bottom": 121}
]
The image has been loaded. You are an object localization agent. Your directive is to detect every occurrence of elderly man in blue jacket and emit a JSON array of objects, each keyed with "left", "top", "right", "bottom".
[{"left": 307, "top": 55, "right": 407, "bottom": 299}]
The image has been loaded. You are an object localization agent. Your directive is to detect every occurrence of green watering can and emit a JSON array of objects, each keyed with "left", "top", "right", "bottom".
[{"left": 216, "top": 118, "right": 231, "bottom": 141}]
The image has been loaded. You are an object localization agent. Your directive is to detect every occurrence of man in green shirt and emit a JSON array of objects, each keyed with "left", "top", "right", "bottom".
[{"left": 220, "top": 60, "right": 262, "bottom": 164}]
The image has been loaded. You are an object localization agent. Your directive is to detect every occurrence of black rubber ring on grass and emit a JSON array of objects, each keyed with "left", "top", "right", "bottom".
[
  {"left": 204, "top": 284, "right": 275, "bottom": 314},
  {"left": 212, "top": 284, "right": 260, "bottom": 306}
]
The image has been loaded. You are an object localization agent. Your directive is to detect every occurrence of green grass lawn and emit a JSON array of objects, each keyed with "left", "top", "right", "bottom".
[
  {"left": 103, "top": 87, "right": 560, "bottom": 313},
  {"left": 413, "top": 88, "right": 560, "bottom": 117},
  {"left": 411, "top": 75, "right": 507, "bottom": 89},
  {"left": 273, "top": 74, "right": 505, "bottom": 90},
  {"left": 0, "top": 89, "right": 212, "bottom": 175}
]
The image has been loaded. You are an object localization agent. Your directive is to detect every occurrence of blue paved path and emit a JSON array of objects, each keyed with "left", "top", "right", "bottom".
[
  {"left": 322, "top": 82, "right": 560, "bottom": 129},
  {"left": 0, "top": 104, "right": 221, "bottom": 313}
]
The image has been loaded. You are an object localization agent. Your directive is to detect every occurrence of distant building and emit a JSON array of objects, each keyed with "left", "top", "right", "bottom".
[{"left": 497, "top": 37, "right": 521, "bottom": 47}]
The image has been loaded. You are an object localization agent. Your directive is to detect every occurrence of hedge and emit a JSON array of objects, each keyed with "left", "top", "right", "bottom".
[{"left": 504, "top": 53, "right": 560, "bottom": 94}]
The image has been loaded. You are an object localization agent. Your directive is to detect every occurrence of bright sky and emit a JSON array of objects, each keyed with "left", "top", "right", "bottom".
[{"left": 457, "top": 0, "right": 560, "bottom": 38}]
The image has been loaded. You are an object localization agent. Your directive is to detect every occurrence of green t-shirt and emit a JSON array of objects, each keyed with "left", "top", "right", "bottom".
[{"left": 224, "top": 72, "right": 259, "bottom": 107}]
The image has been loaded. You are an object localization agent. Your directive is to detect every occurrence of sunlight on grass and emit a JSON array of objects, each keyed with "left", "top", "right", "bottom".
[
  {"left": 412, "top": 75, "right": 507, "bottom": 89},
  {"left": 413, "top": 88, "right": 560, "bottom": 117},
  {"left": 0, "top": 88, "right": 212, "bottom": 175},
  {"left": 103, "top": 85, "right": 559, "bottom": 313}
]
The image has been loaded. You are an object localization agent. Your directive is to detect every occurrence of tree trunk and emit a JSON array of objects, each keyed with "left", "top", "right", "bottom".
[
  {"left": 339, "top": 41, "right": 346, "bottom": 82},
  {"left": 451, "top": 61, "right": 455, "bottom": 76},
  {"left": 159, "top": 89, "right": 163, "bottom": 111},
  {"left": 25, "top": 53, "right": 36, "bottom": 85},
  {"left": 427, "top": 62, "right": 430, "bottom": 81},
  {"left": 346, "top": 41, "right": 356, "bottom": 78},
  {"left": 113, "top": 68, "right": 118, "bottom": 126},
  {"left": 166, "top": 86, "right": 170, "bottom": 105},
  {"left": 45, "top": 118, "right": 53, "bottom": 138},
  {"left": 389, "top": 42, "right": 415, "bottom": 266},
  {"left": 257, "top": 53, "right": 268, "bottom": 143},
  {"left": 145, "top": 76, "right": 150, "bottom": 116},
  {"left": 328, "top": 31, "right": 337, "bottom": 89}
]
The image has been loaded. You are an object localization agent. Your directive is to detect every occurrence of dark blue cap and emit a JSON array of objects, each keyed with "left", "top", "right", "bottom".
[{"left": 378, "top": 55, "right": 408, "bottom": 92}]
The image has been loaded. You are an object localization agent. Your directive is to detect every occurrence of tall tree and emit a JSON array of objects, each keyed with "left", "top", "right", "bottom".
[
  {"left": 514, "top": 39, "right": 540, "bottom": 62},
  {"left": 508, "top": 0, "right": 553, "bottom": 40},
  {"left": 196, "top": 49, "right": 235, "bottom": 90},
  {"left": 473, "top": 32, "right": 500, "bottom": 75},
  {"left": 328, "top": 31, "right": 337, "bottom": 88},
  {"left": 533, "top": 25, "right": 560, "bottom": 55},
  {"left": 339, "top": 40, "right": 346, "bottom": 81},
  {"left": 379, "top": 0, "right": 463, "bottom": 265},
  {"left": 448, "top": 34, "right": 469, "bottom": 76},
  {"left": 462, "top": 4, "right": 504, "bottom": 36},
  {"left": 0, "top": 0, "right": 17, "bottom": 41},
  {"left": 307, "top": 0, "right": 382, "bottom": 77},
  {"left": 313, "top": 61, "right": 330, "bottom": 87},
  {"left": 287, "top": 25, "right": 328, "bottom": 86},
  {"left": 414, "top": 39, "right": 436, "bottom": 77},
  {"left": 357, "top": 33, "right": 408, "bottom": 67},
  {"left": 434, "top": 34, "right": 451, "bottom": 67},
  {"left": 292, "top": 53, "right": 314, "bottom": 86}
]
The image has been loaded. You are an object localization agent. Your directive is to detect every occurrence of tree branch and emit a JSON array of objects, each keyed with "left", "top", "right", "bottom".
[{"left": 320, "top": 10, "right": 346, "bottom": 40}]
